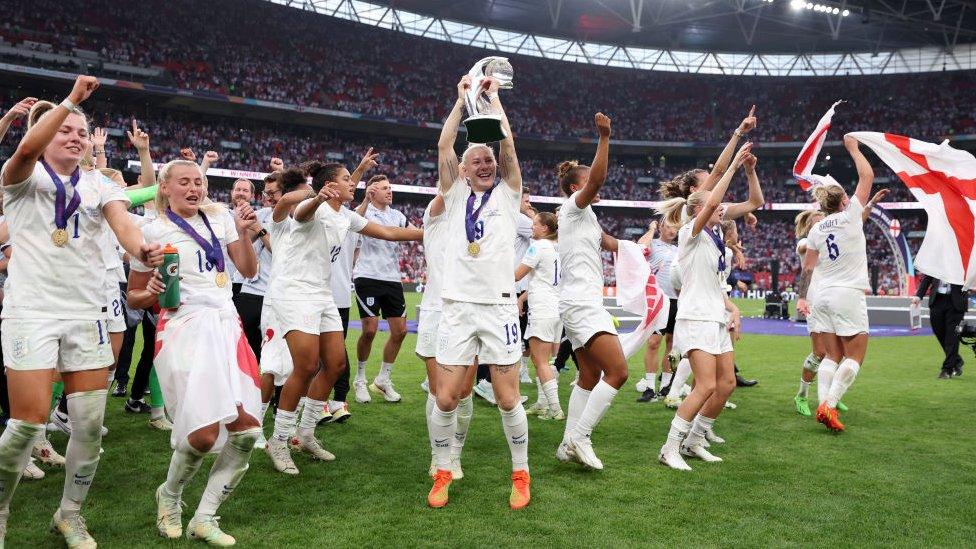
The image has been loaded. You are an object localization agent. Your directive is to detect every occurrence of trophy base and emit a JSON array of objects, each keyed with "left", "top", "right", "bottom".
[{"left": 463, "top": 114, "right": 508, "bottom": 144}]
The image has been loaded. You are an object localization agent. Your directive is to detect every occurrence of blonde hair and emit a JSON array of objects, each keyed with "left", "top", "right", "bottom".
[
  {"left": 534, "top": 211, "right": 558, "bottom": 240},
  {"left": 460, "top": 143, "right": 494, "bottom": 166},
  {"left": 655, "top": 190, "right": 708, "bottom": 228},
  {"left": 155, "top": 160, "right": 224, "bottom": 218},
  {"left": 27, "top": 100, "right": 88, "bottom": 131},
  {"left": 794, "top": 209, "right": 820, "bottom": 238},
  {"left": 812, "top": 185, "right": 846, "bottom": 215}
]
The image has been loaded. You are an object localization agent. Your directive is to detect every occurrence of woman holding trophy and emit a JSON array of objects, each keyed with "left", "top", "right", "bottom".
[{"left": 427, "top": 60, "right": 531, "bottom": 510}]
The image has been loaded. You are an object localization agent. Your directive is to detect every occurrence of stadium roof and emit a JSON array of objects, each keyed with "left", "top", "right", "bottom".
[{"left": 268, "top": 0, "right": 976, "bottom": 75}]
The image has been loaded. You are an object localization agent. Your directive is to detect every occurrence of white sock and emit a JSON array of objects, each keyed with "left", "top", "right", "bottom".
[
  {"left": 356, "top": 361, "right": 367, "bottom": 382},
  {"left": 163, "top": 438, "right": 206, "bottom": 498},
  {"left": 661, "top": 371, "right": 674, "bottom": 388},
  {"left": 542, "top": 379, "right": 561, "bottom": 413},
  {"left": 499, "top": 403, "right": 529, "bottom": 472},
  {"left": 684, "top": 414, "right": 715, "bottom": 449},
  {"left": 425, "top": 394, "right": 437, "bottom": 458},
  {"left": 378, "top": 362, "right": 393, "bottom": 381},
  {"left": 427, "top": 405, "right": 457, "bottom": 470},
  {"left": 571, "top": 380, "right": 617, "bottom": 440},
  {"left": 644, "top": 372, "right": 657, "bottom": 392},
  {"left": 802, "top": 353, "right": 822, "bottom": 374},
  {"left": 668, "top": 358, "right": 692, "bottom": 399},
  {"left": 520, "top": 356, "right": 529, "bottom": 370},
  {"left": 194, "top": 428, "right": 259, "bottom": 521},
  {"left": 260, "top": 402, "right": 269, "bottom": 420},
  {"left": 827, "top": 358, "right": 860, "bottom": 408},
  {"left": 563, "top": 386, "right": 591, "bottom": 442},
  {"left": 298, "top": 398, "right": 325, "bottom": 438},
  {"left": 797, "top": 380, "right": 811, "bottom": 398},
  {"left": 0, "top": 419, "right": 44, "bottom": 511},
  {"left": 61, "top": 390, "right": 107, "bottom": 516},
  {"left": 817, "top": 358, "right": 839, "bottom": 405},
  {"left": 452, "top": 395, "right": 474, "bottom": 458},
  {"left": 533, "top": 377, "right": 547, "bottom": 407},
  {"left": 273, "top": 408, "right": 297, "bottom": 442},
  {"left": 662, "top": 415, "right": 692, "bottom": 454}
]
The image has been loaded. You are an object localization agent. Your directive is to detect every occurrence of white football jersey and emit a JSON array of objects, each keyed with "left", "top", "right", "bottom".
[
  {"left": 648, "top": 239, "right": 678, "bottom": 299},
  {"left": 240, "top": 207, "right": 274, "bottom": 297},
  {"left": 674, "top": 222, "right": 727, "bottom": 323},
  {"left": 130, "top": 207, "right": 239, "bottom": 306},
  {"left": 514, "top": 213, "right": 533, "bottom": 293},
  {"left": 1, "top": 161, "right": 129, "bottom": 320},
  {"left": 329, "top": 230, "right": 357, "bottom": 309},
  {"left": 806, "top": 197, "right": 869, "bottom": 292},
  {"left": 440, "top": 179, "right": 520, "bottom": 305},
  {"left": 419, "top": 201, "right": 448, "bottom": 312},
  {"left": 557, "top": 192, "right": 604, "bottom": 304},
  {"left": 266, "top": 201, "right": 367, "bottom": 302},
  {"left": 520, "top": 238, "right": 560, "bottom": 317},
  {"left": 353, "top": 203, "right": 406, "bottom": 283}
]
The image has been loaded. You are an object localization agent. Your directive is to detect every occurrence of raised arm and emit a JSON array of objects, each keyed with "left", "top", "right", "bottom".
[
  {"left": 437, "top": 76, "right": 469, "bottom": 195},
  {"left": 294, "top": 186, "right": 332, "bottom": 223},
  {"left": 0, "top": 97, "right": 36, "bottom": 145},
  {"left": 601, "top": 231, "right": 619, "bottom": 252},
  {"left": 637, "top": 220, "right": 658, "bottom": 247},
  {"left": 359, "top": 222, "right": 422, "bottom": 242},
  {"left": 356, "top": 185, "right": 374, "bottom": 217},
  {"left": 91, "top": 127, "right": 108, "bottom": 169},
  {"left": 575, "top": 113, "right": 612, "bottom": 209},
  {"left": 845, "top": 135, "right": 874, "bottom": 206},
  {"left": 485, "top": 79, "right": 521, "bottom": 193},
  {"left": 200, "top": 151, "right": 218, "bottom": 174},
  {"left": 3, "top": 76, "right": 99, "bottom": 186},
  {"left": 351, "top": 148, "right": 378, "bottom": 185},
  {"left": 127, "top": 118, "right": 155, "bottom": 187},
  {"left": 702, "top": 106, "right": 757, "bottom": 191},
  {"left": 861, "top": 188, "right": 889, "bottom": 223},
  {"left": 723, "top": 152, "right": 764, "bottom": 220},
  {"left": 692, "top": 143, "right": 752, "bottom": 237}
]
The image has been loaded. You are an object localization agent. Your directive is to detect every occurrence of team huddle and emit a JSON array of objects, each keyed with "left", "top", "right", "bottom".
[{"left": 0, "top": 73, "right": 877, "bottom": 547}]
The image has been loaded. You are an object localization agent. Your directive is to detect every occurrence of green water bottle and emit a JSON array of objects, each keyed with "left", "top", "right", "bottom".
[{"left": 159, "top": 244, "right": 181, "bottom": 309}]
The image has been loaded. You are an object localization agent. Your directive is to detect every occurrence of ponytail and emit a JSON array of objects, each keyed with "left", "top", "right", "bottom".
[
  {"left": 556, "top": 160, "right": 587, "bottom": 197},
  {"left": 812, "top": 185, "right": 845, "bottom": 215},
  {"left": 535, "top": 212, "right": 558, "bottom": 240}
]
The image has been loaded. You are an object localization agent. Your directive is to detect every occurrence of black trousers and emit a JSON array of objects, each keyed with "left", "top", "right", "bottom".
[
  {"left": 331, "top": 307, "right": 351, "bottom": 402},
  {"left": 120, "top": 314, "right": 157, "bottom": 400},
  {"left": 553, "top": 338, "right": 578, "bottom": 373},
  {"left": 233, "top": 292, "right": 264, "bottom": 363},
  {"left": 929, "top": 295, "right": 965, "bottom": 371}
]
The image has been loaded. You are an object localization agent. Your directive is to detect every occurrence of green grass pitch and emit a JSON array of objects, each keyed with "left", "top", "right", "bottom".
[{"left": 7, "top": 296, "right": 975, "bottom": 547}]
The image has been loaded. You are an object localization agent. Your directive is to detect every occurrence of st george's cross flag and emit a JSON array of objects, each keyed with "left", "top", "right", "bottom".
[
  {"left": 615, "top": 240, "right": 670, "bottom": 358},
  {"left": 849, "top": 131, "right": 976, "bottom": 289},
  {"left": 794, "top": 100, "right": 844, "bottom": 191}
]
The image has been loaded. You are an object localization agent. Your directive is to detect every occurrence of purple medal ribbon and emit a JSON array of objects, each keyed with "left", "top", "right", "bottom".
[
  {"left": 465, "top": 183, "right": 498, "bottom": 244},
  {"left": 40, "top": 159, "right": 81, "bottom": 231},
  {"left": 165, "top": 209, "right": 225, "bottom": 273},
  {"left": 704, "top": 226, "right": 726, "bottom": 274}
]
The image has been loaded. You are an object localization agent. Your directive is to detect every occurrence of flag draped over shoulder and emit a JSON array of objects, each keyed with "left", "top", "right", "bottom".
[
  {"left": 850, "top": 131, "right": 976, "bottom": 289},
  {"left": 615, "top": 240, "right": 670, "bottom": 358},
  {"left": 794, "top": 100, "right": 844, "bottom": 191}
]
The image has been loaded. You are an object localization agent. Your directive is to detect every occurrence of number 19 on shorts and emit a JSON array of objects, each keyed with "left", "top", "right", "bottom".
[{"left": 503, "top": 323, "right": 519, "bottom": 346}]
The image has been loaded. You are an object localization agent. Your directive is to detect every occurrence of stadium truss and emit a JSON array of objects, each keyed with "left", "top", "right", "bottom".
[{"left": 265, "top": 0, "right": 976, "bottom": 76}]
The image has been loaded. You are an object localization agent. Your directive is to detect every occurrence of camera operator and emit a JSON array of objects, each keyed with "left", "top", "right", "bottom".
[{"left": 913, "top": 274, "right": 968, "bottom": 378}]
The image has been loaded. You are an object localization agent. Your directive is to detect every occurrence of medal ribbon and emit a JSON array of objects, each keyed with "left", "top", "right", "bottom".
[
  {"left": 40, "top": 159, "right": 81, "bottom": 230},
  {"left": 704, "top": 226, "right": 727, "bottom": 274},
  {"left": 465, "top": 183, "right": 498, "bottom": 244},
  {"left": 165, "top": 209, "right": 225, "bottom": 273}
]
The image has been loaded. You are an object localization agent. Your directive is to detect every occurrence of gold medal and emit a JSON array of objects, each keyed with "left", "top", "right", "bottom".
[
  {"left": 467, "top": 242, "right": 481, "bottom": 257},
  {"left": 215, "top": 271, "right": 229, "bottom": 288},
  {"left": 52, "top": 228, "right": 69, "bottom": 247}
]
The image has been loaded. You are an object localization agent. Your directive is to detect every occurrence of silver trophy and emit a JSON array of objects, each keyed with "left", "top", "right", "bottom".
[{"left": 463, "top": 56, "right": 514, "bottom": 144}]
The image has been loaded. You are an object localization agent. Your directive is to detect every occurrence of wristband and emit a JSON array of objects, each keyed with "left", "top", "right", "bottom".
[
  {"left": 93, "top": 149, "right": 105, "bottom": 156},
  {"left": 256, "top": 228, "right": 268, "bottom": 238},
  {"left": 486, "top": 93, "right": 499, "bottom": 102},
  {"left": 60, "top": 98, "right": 77, "bottom": 111},
  {"left": 733, "top": 129, "right": 745, "bottom": 137}
]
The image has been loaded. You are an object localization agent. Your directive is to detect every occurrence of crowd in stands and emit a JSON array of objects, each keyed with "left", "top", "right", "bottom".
[{"left": 1, "top": 0, "right": 975, "bottom": 144}]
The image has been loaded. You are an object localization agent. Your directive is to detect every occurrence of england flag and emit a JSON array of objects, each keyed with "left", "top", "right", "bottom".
[{"left": 849, "top": 131, "right": 976, "bottom": 289}]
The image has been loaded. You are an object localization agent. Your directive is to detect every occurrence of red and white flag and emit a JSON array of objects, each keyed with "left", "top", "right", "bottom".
[
  {"left": 850, "top": 131, "right": 976, "bottom": 289},
  {"left": 794, "top": 100, "right": 844, "bottom": 191},
  {"left": 615, "top": 240, "right": 670, "bottom": 358}
]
